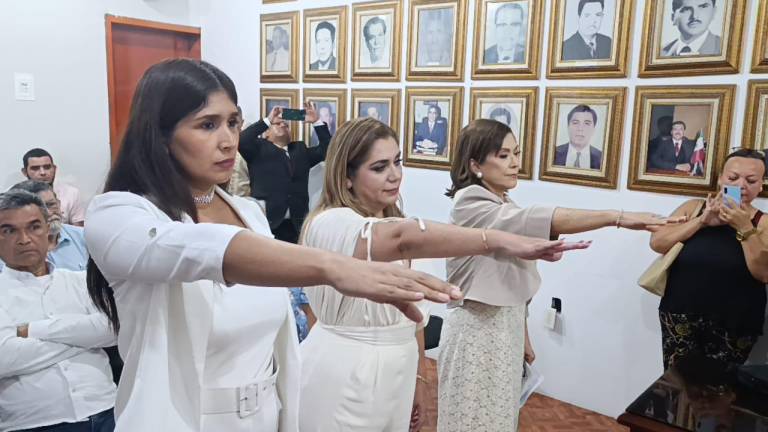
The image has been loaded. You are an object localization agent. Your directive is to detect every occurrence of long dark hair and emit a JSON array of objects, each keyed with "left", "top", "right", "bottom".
[
  {"left": 87, "top": 59, "right": 239, "bottom": 332},
  {"left": 445, "top": 119, "right": 513, "bottom": 198}
]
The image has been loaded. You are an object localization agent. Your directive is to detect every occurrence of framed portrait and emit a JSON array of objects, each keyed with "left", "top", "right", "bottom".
[
  {"left": 546, "top": 0, "right": 634, "bottom": 79},
  {"left": 351, "top": 89, "right": 402, "bottom": 135},
  {"left": 303, "top": 6, "right": 348, "bottom": 83},
  {"left": 539, "top": 87, "right": 626, "bottom": 189},
  {"left": 471, "top": 0, "right": 544, "bottom": 80},
  {"left": 404, "top": 87, "right": 463, "bottom": 170},
  {"left": 638, "top": 0, "right": 746, "bottom": 77},
  {"left": 628, "top": 85, "right": 735, "bottom": 196},
  {"left": 469, "top": 87, "right": 538, "bottom": 179},
  {"left": 406, "top": 0, "right": 469, "bottom": 81},
  {"left": 752, "top": 1, "right": 768, "bottom": 73},
  {"left": 260, "top": 12, "right": 299, "bottom": 83},
  {"left": 742, "top": 80, "right": 768, "bottom": 197},
  {"left": 302, "top": 88, "right": 347, "bottom": 147},
  {"left": 260, "top": 89, "right": 300, "bottom": 142},
  {"left": 351, "top": 0, "right": 403, "bottom": 82}
]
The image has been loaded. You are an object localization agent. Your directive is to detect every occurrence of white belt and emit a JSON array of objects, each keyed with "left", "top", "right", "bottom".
[
  {"left": 316, "top": 322, "right": 416, "bottom": 346},
  {"left": 201, "top": 367, "right": 279, "bottom": 419}
]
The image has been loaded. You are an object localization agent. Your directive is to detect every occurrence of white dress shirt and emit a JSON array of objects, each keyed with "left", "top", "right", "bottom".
[
  {"left": 671, "top": 30, "right": 711, "bottom": 56},
  {"left": 0, "top": 266, "right": 116, "bottom": 431},
  {"left": 565, "top": 143, "right": 591, "bottom": 168}
]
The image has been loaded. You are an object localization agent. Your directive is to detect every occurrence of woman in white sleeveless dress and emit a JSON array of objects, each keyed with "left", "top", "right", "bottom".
[
  {"left": 298, "top": 118, "right": 587, "bottom": 431},
  {"left": 85, "top": 60, "right": 465, "bottom": 432}
]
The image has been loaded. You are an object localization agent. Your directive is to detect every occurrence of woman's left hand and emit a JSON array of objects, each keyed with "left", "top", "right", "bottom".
[
  {"left": 719, "top": 198, "right": 753, "bottom": 231},
  {"left": 410, "top": 379, "right": 427, "bottom": 432}
]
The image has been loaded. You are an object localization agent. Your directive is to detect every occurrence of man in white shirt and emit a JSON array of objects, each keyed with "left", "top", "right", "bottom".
[
  {"left": 0, "top": 190, "right": 116, "bottom": 432},
  {"left": 265, "top": 25, "right": 290, "bottom": 72},
  {"left": 20, "top": 148, "right": 85, "bottom": 226},
  {"left": 553, "top": 104, "right": 603, "bottom": 170},
  {"left": 661, "top": 0, "right": 722, "bottom": 57},
  {"left": 484, "top": 2, "right": 527, "bottom": 65},
  {"left": 361, "top": 16, "right": 390, "bottom": 68}
]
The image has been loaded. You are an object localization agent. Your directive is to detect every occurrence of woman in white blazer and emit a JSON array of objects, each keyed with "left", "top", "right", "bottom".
[{"left": 84, "top": 59, "right": 465, "bottom": 432}]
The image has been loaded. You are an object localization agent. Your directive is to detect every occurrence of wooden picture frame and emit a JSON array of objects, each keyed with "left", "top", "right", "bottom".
[
  {"left": 351, "top": 89, "right": 402, "bottom": 136},
  {"left": 742, "top": 80, "right": 768, "bottom": 197},
  {"left": 469, "top": 87, "right": 538, "bottom": 179},
  {"left": 303, "top": 6, "right": 348, "bottom": 83},
  {"left": 302, "top": 88, "right": 348, "bottom": 146},
  {"left": 752, "top": 1, "right": 768, "bottom": 73},
  {"left": 638, "top": 0, "right": 746, "bottom": 78},
  {"left": 471, "top": 0, "right": 544, "bottom": 80},
  {"left": 539, "top": 87, "right": 626, "bottom": 189},
  {"left": 406, "top": 0, "right": 469, "bottom": 81},
  {"left": 260, "top": 11, "right": 300, "bottom": 83},
  {"left": 351, "top": 0, "right": 403, "bottom": 82},
  {"left": 546, "top": 0, "right": 634, "bottom": 79},
  {"left": 260, "top": 89, "right": 300, "bottom": 142},
  {"left": 404, "top": 87, "right": 464, "bottom": 170},
  {"left": 628, "top": 85, "right": 736, "bottom": 196}
]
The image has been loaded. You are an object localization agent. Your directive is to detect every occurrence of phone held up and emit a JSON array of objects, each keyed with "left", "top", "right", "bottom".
[
  {"left": 723, "top": 185, "right": 741, "bottom": 208},
  {"left": 281, "top": 108, "right": 306, "bottom": 121}
]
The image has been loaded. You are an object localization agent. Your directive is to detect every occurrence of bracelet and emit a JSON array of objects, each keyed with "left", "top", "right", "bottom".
[
  {"left": 481, "top": 229, "right": 490, "bottom": 251},
  {"left": 416, "top": 374, "right": 430, "bottom": 385},
  {"left": 616, "top": 209, "right": 624, "bottom": 229}
]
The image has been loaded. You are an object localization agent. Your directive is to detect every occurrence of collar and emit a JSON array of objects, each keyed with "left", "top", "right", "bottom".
[
  {"left": 676, "top": 30, "right": 711, "bottom": 54},
  {"left": 2, "top": 261, "right": 55, "bottom": 281},
  {"left": 495, "top": 45, "right": 517, "bottom": 61},
  {"left": 568, "top": 143, "right": 589, "bottom": 154},
  {"left": 578, "top": 32, "right": 597, "bottom": 47}
]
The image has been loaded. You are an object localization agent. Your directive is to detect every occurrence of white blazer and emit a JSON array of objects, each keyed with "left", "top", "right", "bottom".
[{"left": 84, "top": 187, "right": 300, "bottom": 431}]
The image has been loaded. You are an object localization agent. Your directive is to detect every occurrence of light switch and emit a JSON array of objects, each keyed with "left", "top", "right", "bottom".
[{"left": 14, "top": 73, "right": 35, "bottom": 101}]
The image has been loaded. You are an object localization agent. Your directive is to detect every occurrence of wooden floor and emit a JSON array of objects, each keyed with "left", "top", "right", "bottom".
[{"left": 420, "top": 359, "right": 628, "bottom": 432}]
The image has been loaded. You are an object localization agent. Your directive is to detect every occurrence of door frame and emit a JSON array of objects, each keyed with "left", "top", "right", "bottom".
[{"left": 105, "top": 15, "right": 201, "bottom": 159}]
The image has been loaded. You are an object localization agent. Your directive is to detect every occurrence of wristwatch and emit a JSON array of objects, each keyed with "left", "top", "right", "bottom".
[{"left": 736, "top": 227, "right": 759, "bottom": 242}]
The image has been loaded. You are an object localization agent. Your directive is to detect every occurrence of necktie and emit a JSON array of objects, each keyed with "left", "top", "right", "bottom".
[
  {"left": 679, "top": 46, "right": 692, "bottom": 55},
  {"left": 574, "top": 152, "right": 582, "bottom": 168},
  {"left": 501, "top": 56, "right": 511, "bottom": 62},
  {"left": 589, "top": 41, "right": 596, "bottom": 58},
  {"left": 674, "top": 141, "right": 681, "bottom": 157}
]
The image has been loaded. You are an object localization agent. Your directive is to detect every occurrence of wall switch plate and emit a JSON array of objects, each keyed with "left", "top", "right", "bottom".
[
  {"left": 545, "top": 308, "right": 557, "bottom": 330},
  {"left": 14, "top": 73, "right": 35, "bottom": 101}
]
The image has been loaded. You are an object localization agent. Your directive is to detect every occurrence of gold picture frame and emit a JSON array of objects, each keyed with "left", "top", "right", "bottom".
[
  {"left": 260, "top": 12, "right": 300, "bottom": 83},
  {"left": 638, "top": 0, "right": 746, "bottom": 78},
  {"left": 351, "top": 89, "right": 402, "bottom": 137},
  {"left": 471, "top": 0, "right": 544, "bottom": 80},
  {"left": 406, "top": 0, "right": 469, "bottom": 81},
  {"left": 260, "top": 89, "right": 300, "bottom": 142},
  {"left": 303, "top": 6, "right": 348, "bottom": 83},
  {"left": 539, "top": 87, "right": 626, "bottom": 189},
  {"left": 752, "top": 1, "right": 768, "bottom": 73},
  {"left": 742, "top": 80, "right": 768, "bottom": 197},
  {"left": 469, "top": 87, "right": 538, "bottom": 179},
  {"left": 351, "top": 0, "right": 403, "bottom": 82},
  {"left": 263, "top": 0, "right": 295, "bottom": 3},
  {"left": 404, "top": 87, "right": 464, "bottom": 170},
  {"left": 546, "top": 0, "right": 634, "bottom": 79},
  {"left": 302, "top": 88, "right": 348, "bottom": 146},
  {"left": 628, "top": 85, "right": 735, "bottom": 197}
]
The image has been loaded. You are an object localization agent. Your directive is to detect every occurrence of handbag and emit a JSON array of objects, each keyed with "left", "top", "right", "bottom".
[{"left": 637, "top": 201, "right": 705, "bottom": 296}]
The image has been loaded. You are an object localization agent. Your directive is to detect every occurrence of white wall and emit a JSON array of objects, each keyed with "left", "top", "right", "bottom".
[
  {"left": 200, "top": 0, "right": 768, "bottom": 418},
  {"left": 0, "top": 0, "right": 201, "bottom": 198}
]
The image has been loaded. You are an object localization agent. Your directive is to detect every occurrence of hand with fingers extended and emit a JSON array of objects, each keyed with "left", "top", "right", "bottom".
[
  {"left": 487, "top": 231, "right": 591, "bottom": 261},
  {"left": 303, "top": 101, "right": 319, "bottom": 123},
  {"left": 267, "top": 106, "right": 284, "bottom": 125},
  {"left": 700, "top": 193, "right": 725, "bottom": 227},
  {"left": 618, "top": 211, "right": 686, "bottom": 231}
]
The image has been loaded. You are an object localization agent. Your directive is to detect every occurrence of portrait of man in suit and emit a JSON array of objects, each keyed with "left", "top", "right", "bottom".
[
  {"left": 265, "top": 25, "right": 290, "bottom": 72},
  {"left": 309, "top": 102, "right": 337, "bottom": 146},
  {"left": 562, "top": 0, "right": 613, "bottom": 61},
  {"left": 483, "top": 2, "right": 527, "bottom": 65},
  {"left": 416, "top": 8, "right": 454, "bottom": 67},
  {"left": 648, "top": 120, "right": 697, "bottom": 173},
  {"left": 553, "top": 104, "right": 603, "bottom": 170},
  {"left": 359, "top": 101, "right": 391, "bottom": 125},
  {"left": 414, "top": 103, "right": 449, "bottom": 157},
  {"left": 661, "top": 0, "right": 722, "bottom": 57},
  {"left": 361, "top": 15, "right": 391, "bottom": 69},
  {"left": 310, "top": 20, "right": 338, "bottom": 71}
]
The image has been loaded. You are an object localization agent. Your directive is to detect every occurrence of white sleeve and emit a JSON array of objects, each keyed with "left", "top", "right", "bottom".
[
  {"left": 27, "top": 313, "right": 115, "bottom": 349},
  {"left": 85, "top": 192, "right": 245, "bottom": 284},
  {"left": 0, "top": 307, "right": 84, "bottom": 379}
]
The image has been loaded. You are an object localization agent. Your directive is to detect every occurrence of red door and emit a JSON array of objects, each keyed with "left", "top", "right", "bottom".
[{"left": 106, "top": 15, "right": 201, "bottom": 160}]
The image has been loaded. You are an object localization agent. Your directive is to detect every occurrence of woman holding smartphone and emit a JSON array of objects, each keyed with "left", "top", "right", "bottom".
[{"left": 651, "top": 149, "right": 768, "bottom": 369}]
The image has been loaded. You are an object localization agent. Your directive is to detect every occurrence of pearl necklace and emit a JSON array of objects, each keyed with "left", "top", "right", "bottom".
[{"left": 193, "top": 188, "right": 215, "bottom": 206}]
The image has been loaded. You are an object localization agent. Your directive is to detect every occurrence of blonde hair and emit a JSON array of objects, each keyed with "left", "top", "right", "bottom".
[{"left": 301, "top": 117, "right": 404, "bottom": 242}]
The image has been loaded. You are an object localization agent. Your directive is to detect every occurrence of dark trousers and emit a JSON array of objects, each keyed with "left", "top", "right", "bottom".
[
  {"left": 16, "top": 409, "right": 115, "bottom": 432},
  {"left": 659, "top": 311, "right": 758, "bottom": 370},
  {"left": 272, "top": 218, "right": 299, "bottom": 244}
]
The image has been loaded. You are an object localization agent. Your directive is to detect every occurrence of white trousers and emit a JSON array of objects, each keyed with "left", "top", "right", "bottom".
[{"left": 299, "top": 323, "right": 418, "bottom": 432}]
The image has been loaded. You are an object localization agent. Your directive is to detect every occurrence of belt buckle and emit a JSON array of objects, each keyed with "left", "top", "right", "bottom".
[{"left": 237, "top": 382, "right": 259, "bottom": 418}]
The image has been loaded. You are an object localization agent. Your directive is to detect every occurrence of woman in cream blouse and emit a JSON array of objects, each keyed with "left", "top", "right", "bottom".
[
  {"left": 84, "top": 59, "right": 465, "bottom": 432},
  {"left": 439, "top": 119, "right": 679, "bottom": 431},
  {"left": 298, "top": 117, "right": 587, "bottom": 431}
]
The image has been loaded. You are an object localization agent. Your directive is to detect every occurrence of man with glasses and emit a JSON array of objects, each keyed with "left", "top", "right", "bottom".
[{"left": 484, "top": 2, "right": 527, "bottom": 65}]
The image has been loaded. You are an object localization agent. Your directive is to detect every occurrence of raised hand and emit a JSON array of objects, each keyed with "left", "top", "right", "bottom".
[
  {"left": 719, "top": 196, "right": 753, "bottom": 231},
  {"left": 701, "top": 193, "right": 725, "bottom": 227},
  {"left": 491, "top": 232, "right": 591, "bottom": 261},
  {"left": 267, "top": 106, "right": 283, "bottom": 125},
  {"left": 618, "top": 212, "right": 685, "bottom": 231},
  {"left": 304, "top": 101, "right": 319, "bottom": 123}
]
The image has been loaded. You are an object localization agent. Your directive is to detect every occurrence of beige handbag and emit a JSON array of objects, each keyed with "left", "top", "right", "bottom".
[{"left": 637, "top": 201, "right": 704, "bottom": 296}]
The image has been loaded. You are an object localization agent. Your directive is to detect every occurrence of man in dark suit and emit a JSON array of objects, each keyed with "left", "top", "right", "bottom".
[
  {"left": 414, "top": 104, "right": 448, "bottom": 156},
  {"left": 309, "top": 21, "right": 337, "bottom": 71},
  {"left": 661, "top": 0, "right": 721, "bottom": 57},
  {"left": 553, "top": 104, "right": 603, "bottom": 170},
  {"left": 648, "top": 121, "right": 696, "bottom": 172},
  {"left": 562, "top": 0, "right": 612, "bottom": 61},
  {"left": 483, "top": 3, "right": 526, "bottom": 65},
  {"left": 239, "top": 102, "right": 331, "bottom": 243}
]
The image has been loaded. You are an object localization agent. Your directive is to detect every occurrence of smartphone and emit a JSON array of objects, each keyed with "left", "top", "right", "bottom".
[
  {"left": 281, "top": 108, "right": 306, "bottom": 121},
  {"left": 723, "top": 185, "right": 741, "bottom": 207}
]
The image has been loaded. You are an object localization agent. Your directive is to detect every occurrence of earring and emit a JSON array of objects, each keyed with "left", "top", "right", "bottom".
[{"left": 475, "top": 171, "right": 483, "bottom": 179}]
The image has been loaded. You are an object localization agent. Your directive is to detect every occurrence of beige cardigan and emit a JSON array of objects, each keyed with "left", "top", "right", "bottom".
[{"left": 447, "top": 185, "right": 556, "bottom": 307}]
